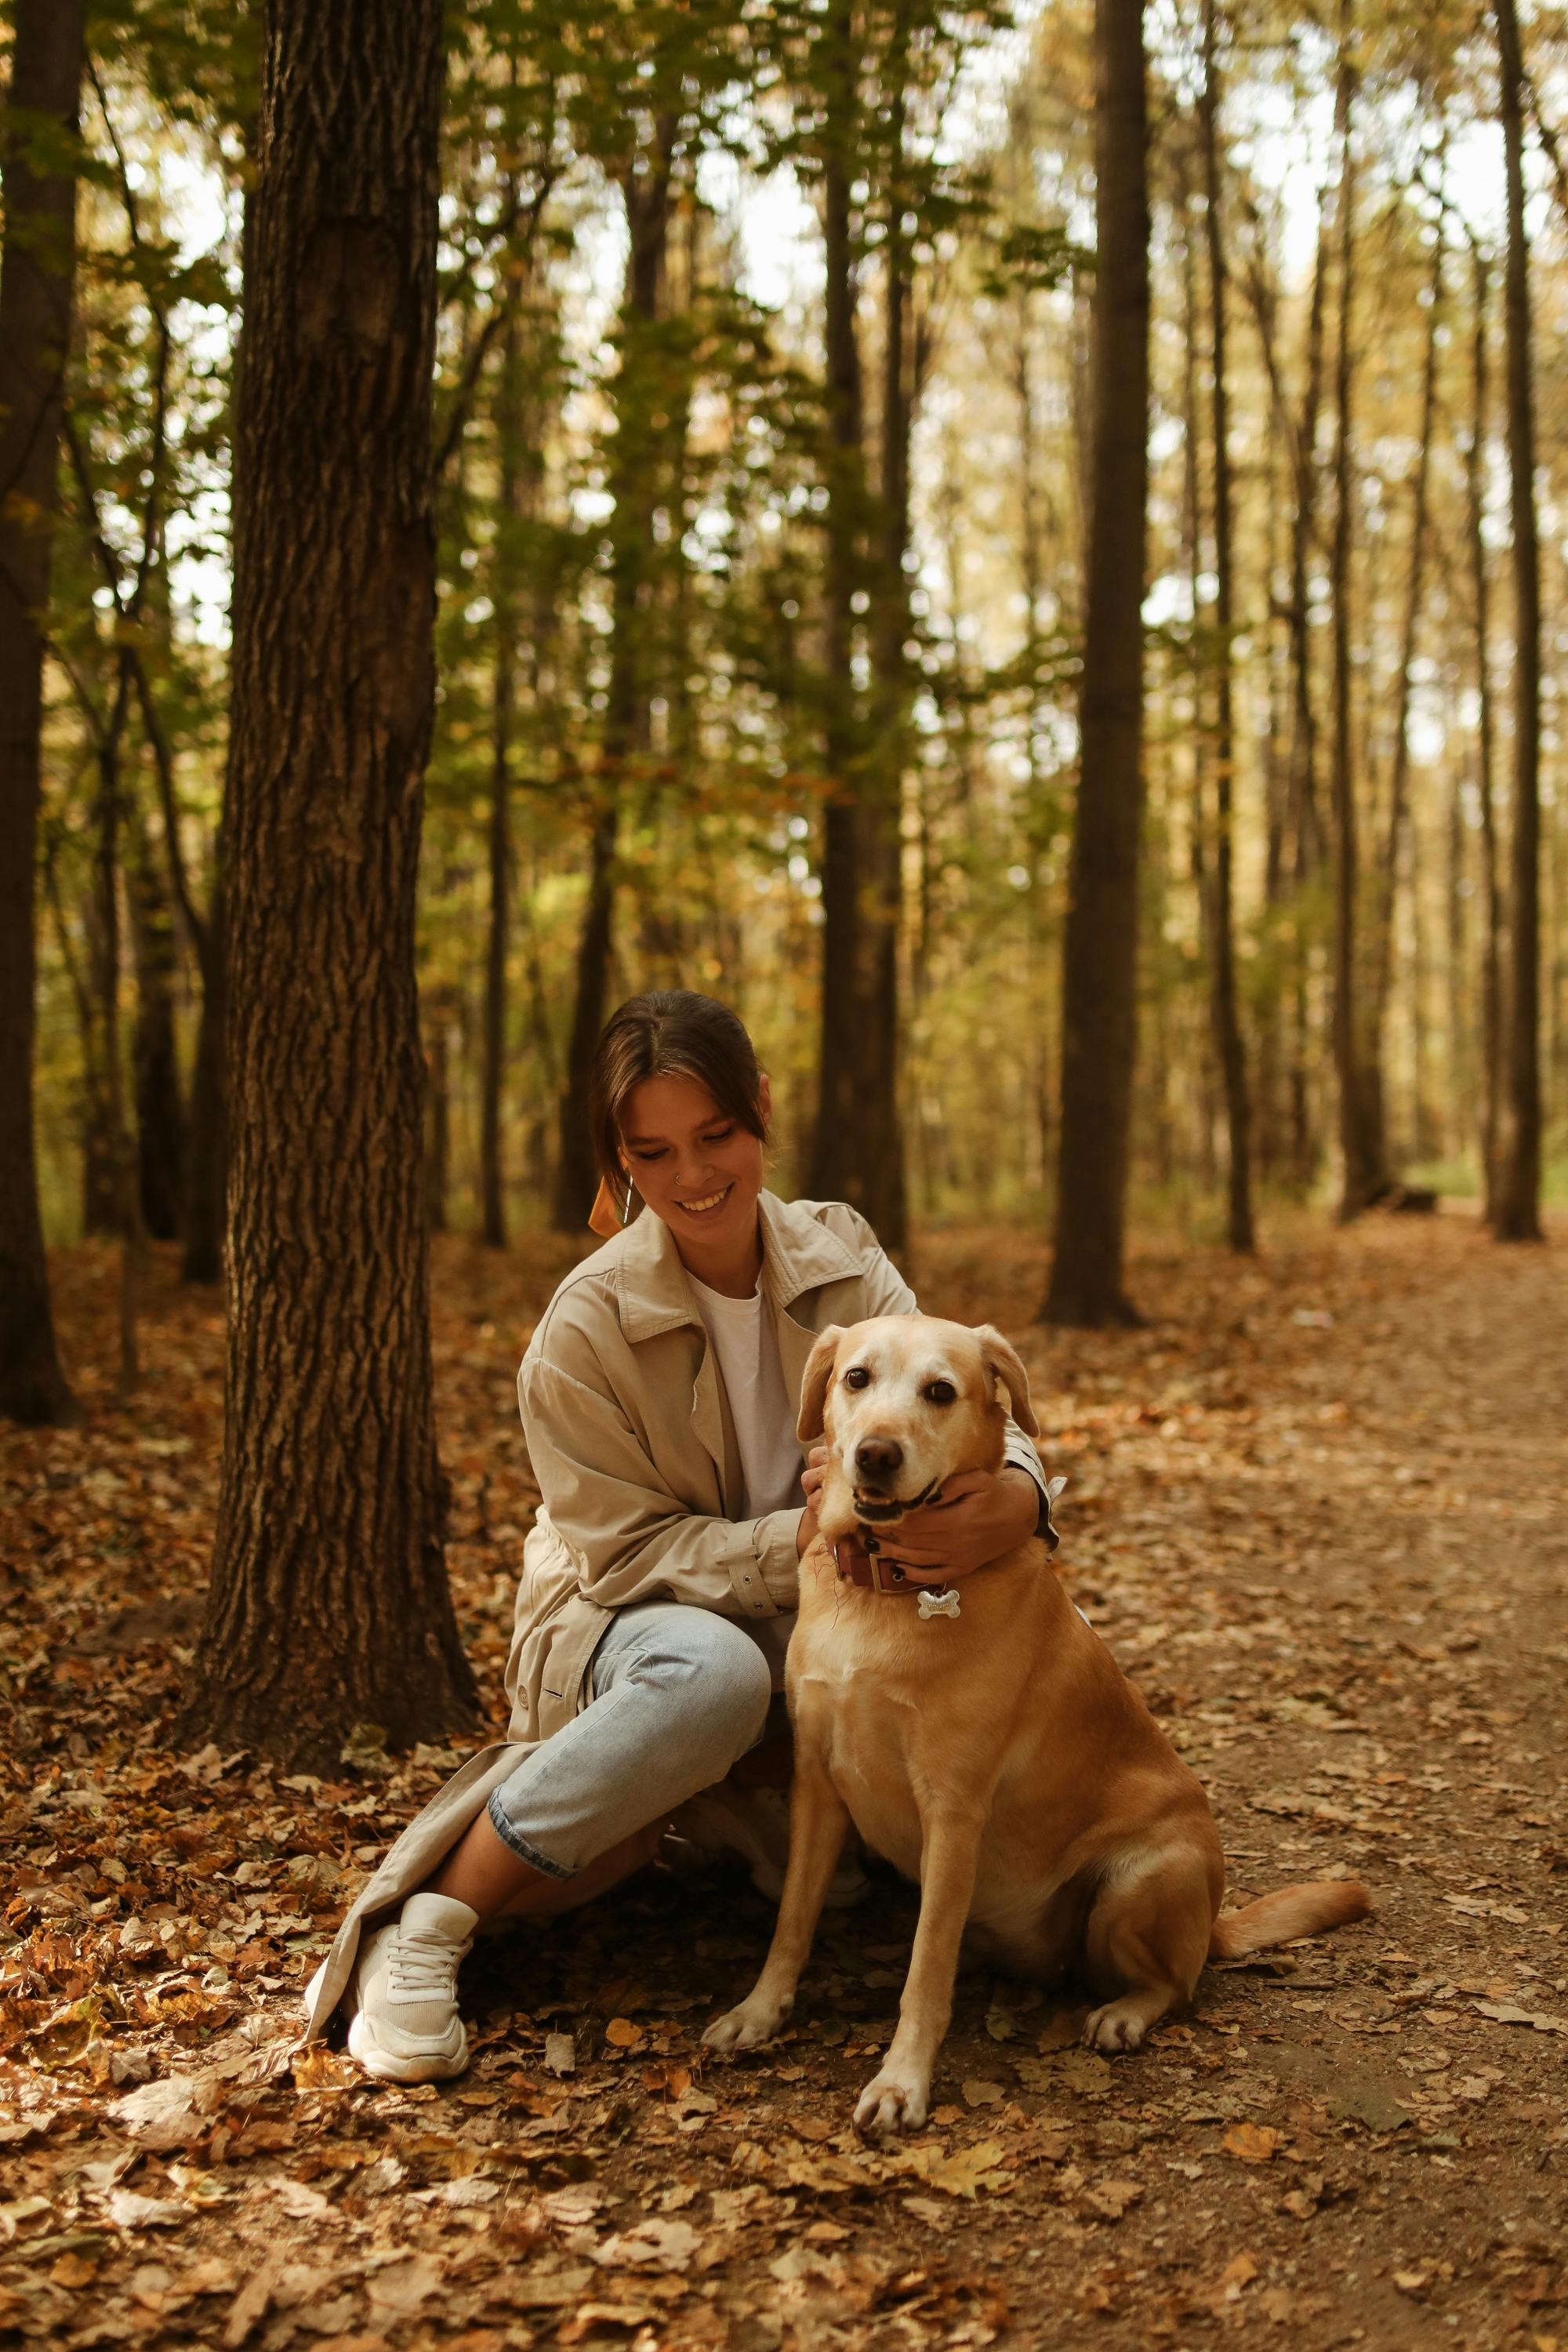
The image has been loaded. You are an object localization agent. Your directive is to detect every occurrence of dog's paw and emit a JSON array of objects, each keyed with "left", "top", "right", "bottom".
[
  {"left": 1082, "top": 2001, "right": 1148, "bottom": 2053},
  {"left": 702, "top": 1998, "right": 785, "bottom": 2056},
  {"left": 853, "top": 2067, "right": 929, "bottom": 2136}
]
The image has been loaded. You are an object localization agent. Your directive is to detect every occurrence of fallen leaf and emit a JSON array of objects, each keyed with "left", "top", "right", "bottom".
[
  {"left": 364, "top": 2257, "right": 442, "bottom": 2323},
  {"left": 223, "top": 2256, "right": 283, "bottom": 2349},
  {"left": 1222, "top": 2124, "right": 1283, "bottom": 2163},
  {"left": 962, "top": 2078, "right": 1005, "bottom": 2107},
  {"left": 107, "top": 2190, "right": 190, "bottom": 2230},
  {"left": 603, "top": 2016, "right": 644, "bottom": 2050},
  {"left": 892, "top": 2140, "right": 1014, "bottom": 2201},
  {"left": 1473, "top": 2000, "right": 1565, "bottom": 2034},
  {"left": 274, "top": 2178, "right": 332, "bottom": 2220},
  {"left": 1082, "top": 2177, "right": 1145, "bottom": 2222},
  {"left": 1394, "top": 2270, "right": 1430, "bottom": 2296},
  {"left": 109, "top": 2072, "right": 222, "bottom": 2150},
  {"left": 593, "top": 2216, "right": 702, "bottom": 2273},
  {"left": 544, "top": 2032, "right": 576, "bottom": 2076}
]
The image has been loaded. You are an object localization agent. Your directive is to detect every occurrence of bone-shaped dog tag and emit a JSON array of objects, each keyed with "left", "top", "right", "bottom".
[{"left": 916, "top": 1586, "right": 960, "bottom": 1621}]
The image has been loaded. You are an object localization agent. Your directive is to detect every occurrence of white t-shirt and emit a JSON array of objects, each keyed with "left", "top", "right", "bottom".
[{"left": 688, "top": 1276, "right": 804, "bottom": 1520}]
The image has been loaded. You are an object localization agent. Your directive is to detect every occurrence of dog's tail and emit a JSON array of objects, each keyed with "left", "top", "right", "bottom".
[{"left": 1208, "top": 1877, "right": 1372, "bottom": 1962}]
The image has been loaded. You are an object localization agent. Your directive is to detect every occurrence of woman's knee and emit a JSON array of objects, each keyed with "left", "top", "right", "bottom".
[{"left": 634, "top": 1612, "right": 772, "bottom": 1760}]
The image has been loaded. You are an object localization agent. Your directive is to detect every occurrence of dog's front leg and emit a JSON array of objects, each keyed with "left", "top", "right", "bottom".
[
  {"left": 855, "top": 1812, "right": 980, "bottom": 2136},
  {"left": 702, "top": 1763, "right": 850, "bottom": 2055}
]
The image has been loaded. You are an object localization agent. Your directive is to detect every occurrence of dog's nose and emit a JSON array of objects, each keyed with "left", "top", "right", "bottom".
[{"left": 855, "top": 1436, "right": 903, "bottom": 1481}]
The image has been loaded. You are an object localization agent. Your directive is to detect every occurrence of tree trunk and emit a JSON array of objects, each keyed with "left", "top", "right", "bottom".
[
  {"left": 0, "top": 0, "right": 85, "bottom": 1425},
  {"left": 1326, "top": 36, "right": 1381, "bottom": 1220},
  {"left": 1200, "top": 0, "right": 1254, "bottom": 1254},
  {"left": 1492, "top": 0, "right": 1543, "bottom": 1242},
  {"left": 479, "top": 305, "right": 519, "bottom": 1249},
  {"left": 1466, "top": 244, "right": 1503, "bottom": 1220},
  {"left": 1044, "top": 0, "right": 1149, "bottom": 1326},
  {"left": 1365, "top": 205, "right": 1444, "bottom": 1181},
  {"left": 851, "top": 55, "right": 913, "bottom": 1254},
  {"left": 424, "top": 992, "right": 450, "bottom": 1234},
  {"left": 808, "top": 0, "right": 877, "bottom": 1223},
  {"left": 186, "top": 0, "right": 476, "bottom": 1764},
  {"left": 129, "top": 789, "right": 186, "bottom": 1243},
  {"left": 93, "top": 678, "right": 140, "bottom": 1388},
  {"left": 552, "top": 135, "right": 672, "bottom": 1232},
  {"left": 180, "top": 865, "right": 227, "bottom": 1281}
]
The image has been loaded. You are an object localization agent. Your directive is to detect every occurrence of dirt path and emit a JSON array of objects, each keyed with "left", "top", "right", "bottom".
[{"left": 2, "top": 1211, "right": 1564, "bottom": 2350}]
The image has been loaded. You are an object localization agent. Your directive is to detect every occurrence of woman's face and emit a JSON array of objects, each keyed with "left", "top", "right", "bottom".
[{"left": 619, "top": 1071, "right": 770, "bottom": 1277}]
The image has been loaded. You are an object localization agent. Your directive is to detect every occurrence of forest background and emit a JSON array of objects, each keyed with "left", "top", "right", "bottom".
[
  {"left": 12, "top": 0, "right": 1568, "bottom": 1293},
  {"left": 3, "top": 0, "right": 1566, "bottom": 1746}
]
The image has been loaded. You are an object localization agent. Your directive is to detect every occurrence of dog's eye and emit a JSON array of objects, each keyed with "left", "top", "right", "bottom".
[
  {"left": 842, "top": 1367, "right": 871, "bottom": 1390},
  {"left": 923, "top": 1379, "right": 956, "bottom": 1406}
]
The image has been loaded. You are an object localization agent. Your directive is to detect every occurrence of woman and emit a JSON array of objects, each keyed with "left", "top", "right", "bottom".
[{"left": 307, "top": 991, "right": 1052, "bottom": 2082}]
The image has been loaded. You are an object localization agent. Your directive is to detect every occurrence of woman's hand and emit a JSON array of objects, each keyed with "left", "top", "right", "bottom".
[
  {"left": 797, "top": 1445, "right": 828, "bottom": 1558},
  {"left": 875, "top": 1466, "right": 1039, "bottom": 1578}
]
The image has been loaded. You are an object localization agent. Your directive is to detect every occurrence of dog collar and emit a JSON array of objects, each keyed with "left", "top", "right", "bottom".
[{"left": 830, "top": 1531, "right": 966, "bottom": 1603}]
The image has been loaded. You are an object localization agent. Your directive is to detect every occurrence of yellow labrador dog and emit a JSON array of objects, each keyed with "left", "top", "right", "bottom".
[{"left": 704, "top": 1315, "right": 1370, "bottom": 2134}]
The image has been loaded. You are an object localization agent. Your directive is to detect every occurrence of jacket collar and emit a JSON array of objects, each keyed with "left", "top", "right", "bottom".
[{"left": 608, "top": 1190, "right": 862, "bottom": 1344}]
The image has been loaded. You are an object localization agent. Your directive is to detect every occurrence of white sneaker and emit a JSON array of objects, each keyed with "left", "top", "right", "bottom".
[
  {"left": 346, "top": 1893, "right": 477, "bottom": 2083},
  {"left": 669, "top": 1785, "right": 869, "bottom": 1908}
]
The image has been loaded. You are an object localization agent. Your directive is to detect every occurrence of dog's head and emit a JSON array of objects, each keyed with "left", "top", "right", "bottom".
[{"left": 797, "top": 1314, "right": 1038, "bottom": 1541}]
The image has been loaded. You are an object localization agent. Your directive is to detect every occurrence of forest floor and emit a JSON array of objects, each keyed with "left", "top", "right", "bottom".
[{"left": 2, "top": 1209, "right": 1566, "bottom": 2352}]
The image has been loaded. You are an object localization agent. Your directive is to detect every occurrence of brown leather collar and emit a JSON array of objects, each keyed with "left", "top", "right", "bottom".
[{"left": 830, "top": 1530, "right": 967, "bottom": 1599}]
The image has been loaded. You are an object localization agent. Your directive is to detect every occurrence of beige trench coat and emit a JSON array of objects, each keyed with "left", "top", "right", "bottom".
[{"left": 303, "top": 1192, "right": 1048, "bottom": 2038}]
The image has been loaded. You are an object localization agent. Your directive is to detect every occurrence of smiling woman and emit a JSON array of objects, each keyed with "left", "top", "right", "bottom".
[{"left": 307, "top": 990, "right": 1053, "bottom": 2085}]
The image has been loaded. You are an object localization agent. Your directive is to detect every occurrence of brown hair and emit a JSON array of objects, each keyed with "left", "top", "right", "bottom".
[{"left": 590, "top": 993, "right": 768, "bottom": 1207}]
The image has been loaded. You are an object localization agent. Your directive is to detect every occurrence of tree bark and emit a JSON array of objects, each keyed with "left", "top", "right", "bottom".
[
  {"left": 1200, "top": 0, "right": 1254, "bottom": 1254},
  {"left": 552, "top": 133, "right": 672, "bottom": 1232},
  {"left": 1492, "top": 0, "right": 1544, "bottom": 1241},
  {"left": 0, "top": 0, "right": 85, "bottom": 1425},
  {"left": 1044, "top": 0, "right": 1149, "bottom": 1326},
  {"left": 186, "top": 0, "right": 477, "bottom": 1763}
]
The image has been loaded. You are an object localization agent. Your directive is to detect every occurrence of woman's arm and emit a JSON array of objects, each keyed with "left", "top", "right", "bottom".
[{"left": 522, "top": 1356, "right": 800, "bottom": 1621}]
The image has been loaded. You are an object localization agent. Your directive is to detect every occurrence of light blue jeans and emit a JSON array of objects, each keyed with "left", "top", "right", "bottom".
[{"left": 485, "top": 1600, "right": 779, "bottom": 1879}]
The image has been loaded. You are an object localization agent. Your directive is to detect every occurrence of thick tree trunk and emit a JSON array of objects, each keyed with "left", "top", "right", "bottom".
[
  {"left": 552, "top": 138, "right": 671, "bottom": 1232},
  {"left": 1492, "top": 0, "right": 1543, "bottom": 1242},
  {"left": 129, "top": 793, "right": 186, "bottom": 1243},
  {"left": 186, "top": 0, "right": 477, "bottom": 1763},
  {"left": 1200, "top": 0, "right": 1254, "bottom": 1254},
  {"left": 1044, "top": 0, "right": 1149, "bottom": 1326},
  {"left": 1466, "top": 245, "right": 1503, "bottom": 1220},
  {"left": 0, "top": 0, "right": 85, "bottom": 1425},
  {"left": 1326, "top": 40, "right": 1381, "bottom": 1221}
]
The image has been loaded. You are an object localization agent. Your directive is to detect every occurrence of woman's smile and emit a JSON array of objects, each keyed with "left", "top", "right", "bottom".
[{"left": 677, "top": 1185, "right": 733, "bottom": 1218}]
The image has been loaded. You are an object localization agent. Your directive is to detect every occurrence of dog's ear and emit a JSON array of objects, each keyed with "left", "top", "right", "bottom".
[
  {"left": 973, "top": 1325, "right": 1039, "bottom": 1436},
  {"left": 797, "top": 1326, "right": 845, "bottom": 1443}
]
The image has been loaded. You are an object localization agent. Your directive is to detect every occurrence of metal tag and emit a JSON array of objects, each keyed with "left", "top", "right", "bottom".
[{"left": 916, "top": 1586, "right": 960, "bottom": 1621}]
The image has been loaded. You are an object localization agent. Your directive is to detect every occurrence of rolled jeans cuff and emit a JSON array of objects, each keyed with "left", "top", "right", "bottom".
[{"left": 485, "top": 1791, "right": 575, "bottom": 1880}]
